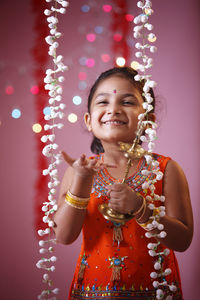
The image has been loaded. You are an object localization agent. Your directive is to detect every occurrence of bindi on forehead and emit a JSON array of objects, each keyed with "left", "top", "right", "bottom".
[{"left": 113, "top": 89, "right": 117, "bottom": 94}]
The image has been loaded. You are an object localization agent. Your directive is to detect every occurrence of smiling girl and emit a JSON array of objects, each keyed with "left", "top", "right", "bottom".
[{"left": 53, "top": 67, "right": 193, "bottom": 300}]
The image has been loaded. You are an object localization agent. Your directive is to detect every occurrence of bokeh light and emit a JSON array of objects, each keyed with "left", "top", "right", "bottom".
[
  {"left": 79, "top": 57, "right": 87, "bottom": 66},
  {"left": 78, "top": 71, "right": 87, "bottom": 80},
  {"left": 72, "top": 96, "right": 82, "bottom": 105},
  {"left": 113, "top": 33, "right": 122, "bottom": 42},
  {"left": 125, "top": 14, "right": 134, "bottom": 22},
  {"left": 116, "top": 57, "right": 126, "bottom": 67},
  {"left": 102, "top": 5, "right": 112, "bottom": 13},
  {"left": 43, "top": 106, "right": 51, "bottom": 115},
  {"left": 78, "top": 81, "right": 87, "bottom": 90},
  {"left": 5, "top": 85, "right": 14, "bottom": 95},
  {"left": 101, "top": 54, "right": 111, "bottom": 63},
  {"left": 131, "top": 61, "right": 140, "bottom": 70},
  {"left": 81, "top": 4, "right": 90, "bottom": 13},
  {"left": 94, "top": 26, "right": 104, "bottom": 34},
  {"left": 11, "top": 108, "right": 21, "bottom": 119},
  {"left": 86, "top": 33, "right": 96, "bottom": 42},
  {"left": 30, "top": 85, "right": 39, "bottom": 95},
  {"left": 86, "top": 58, "right": 95, "bottom": 68},
  {"left": 32, "top": 123, "right": 42, "bottom": 133},
  {"left": 68, "top": 113, "right": 78, "bottom": 123}
]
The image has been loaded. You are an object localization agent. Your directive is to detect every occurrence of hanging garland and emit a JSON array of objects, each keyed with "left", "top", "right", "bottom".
[
  {"left": 31, "top": 0, "right": 51, "bottom": 234},
  {"left": 36, "top": 0, "right": 68, "bottom": 299},
  {"left": 132, "top": 1, "right": 177, "bottom": 299}
]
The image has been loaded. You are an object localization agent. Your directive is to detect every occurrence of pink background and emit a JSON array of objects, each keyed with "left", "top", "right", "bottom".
[{"left": 0, "top": 0, "right": 199, "bottom": 299}]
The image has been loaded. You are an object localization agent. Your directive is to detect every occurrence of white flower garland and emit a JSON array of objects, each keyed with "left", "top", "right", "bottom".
[
  {"left": 36, "top": 1, "right": 68, "bottom": 299},
  {"left": 133, "top": 1, "right": 177, "bottom": 299}
]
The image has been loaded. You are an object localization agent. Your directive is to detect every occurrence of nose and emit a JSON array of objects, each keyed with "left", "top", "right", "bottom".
[{"left": 107, "top": 101, "right": 121, "bottom": 115}]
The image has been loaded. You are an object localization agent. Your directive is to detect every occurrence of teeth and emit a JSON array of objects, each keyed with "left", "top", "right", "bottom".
[{"left": 104, "top": 120, "right": 125, "bottom": 125}]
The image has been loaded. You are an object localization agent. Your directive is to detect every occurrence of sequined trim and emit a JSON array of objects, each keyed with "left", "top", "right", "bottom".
[{"left": 71, "top": 286, "right": 183, "bottom": 299}]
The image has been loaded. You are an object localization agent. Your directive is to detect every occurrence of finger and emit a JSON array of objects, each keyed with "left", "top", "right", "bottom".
[
  {"left": 79, "top": 154, "right": 87, "bottom": 166},
  {"left": 61, "top": 151, "right": 75, "bottom": 166},
  {"left": 108, "top": 202, "right": 121, "bottom": 212},
  {"left": 104, "top": 163, "right": 117, "bottom": 169},
  {"left": 107, "top": 183, "right": 124, "bottom": 192}
]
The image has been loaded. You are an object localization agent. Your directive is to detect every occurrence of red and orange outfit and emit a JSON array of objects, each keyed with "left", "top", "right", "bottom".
[{"left": 69, "top": 154, "right": 183, "bottom": 299}]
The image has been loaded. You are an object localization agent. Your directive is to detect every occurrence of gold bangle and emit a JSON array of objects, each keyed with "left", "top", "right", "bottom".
[
  {"left": 67, "top": 190, "right": 90, "bottom": 202},
  {"left": 65, "top": 191, "right": 90, "bottom": 210},
  {"left": 128, "top": 196, "right": 146, "bottom": 217},
  {"left": 137, "top": 208, "right": 160, "bottom": 231},
  {"left": 135, "top": 199, "right": 147, "bottom": 221}
]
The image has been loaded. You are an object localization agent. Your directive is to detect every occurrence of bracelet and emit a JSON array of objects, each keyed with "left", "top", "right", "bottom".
[
  {"left": 65, "top": 191, "right": 90, "bottom": 210},
  {"left": 137, "top": 208, "right": 160, "bottom": 231},
  {"left": 128, "top": 195, "right": 146, "bottom": 217},
  {"left": 135, "top": 198, "right": 147, "bottom": 221}
]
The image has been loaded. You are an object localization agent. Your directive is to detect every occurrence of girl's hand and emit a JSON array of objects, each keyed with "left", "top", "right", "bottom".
[
  {"left": 107, "top": 183, "right": 142, "bottom": 214},
  {"left": 61, "top": 151, "right": 116, "bottom": 178}
]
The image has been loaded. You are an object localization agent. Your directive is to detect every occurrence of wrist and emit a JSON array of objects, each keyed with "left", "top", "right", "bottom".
[{"left": 128, "top": 194, "right": 145, "bottom": 217}]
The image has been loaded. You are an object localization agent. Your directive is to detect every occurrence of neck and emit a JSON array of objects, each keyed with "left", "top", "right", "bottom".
[{"left": 101, "top": 141, "right": 134, "bottom": 166}]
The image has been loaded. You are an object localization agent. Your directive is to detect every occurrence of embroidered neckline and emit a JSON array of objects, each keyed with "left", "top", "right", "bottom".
[
  {"left": 100, "top": 153, "right": 145, "bottom": 183},
  {"left": 91, "top": 154, "right": 159, "bottom": 197}
]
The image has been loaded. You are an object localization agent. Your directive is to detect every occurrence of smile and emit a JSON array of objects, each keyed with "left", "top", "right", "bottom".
[{"left": 102, "top": 120, "right": 126, "bottom": 125}]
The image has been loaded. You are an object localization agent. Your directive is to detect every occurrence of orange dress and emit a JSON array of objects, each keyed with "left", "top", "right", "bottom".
[{"left": 69, "top": 154, "right": 183, "bottom": 300}]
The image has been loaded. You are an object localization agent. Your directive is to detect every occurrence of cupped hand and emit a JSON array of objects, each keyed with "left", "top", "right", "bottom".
[
  {"left": 61, "top": 151, "right": 116, "bottom": 178},
  {"left": 107, "top": 183, "right": 140, "bottom": 214}
]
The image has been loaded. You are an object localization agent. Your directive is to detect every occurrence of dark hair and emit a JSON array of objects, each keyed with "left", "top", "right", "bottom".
[{"left": 87, "top": 67, "right": 156, "bottom": 154}]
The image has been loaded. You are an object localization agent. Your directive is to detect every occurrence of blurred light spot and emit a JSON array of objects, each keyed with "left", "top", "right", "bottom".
[
  {"left": 79, "top": 56, "right": 87, "bottom": 66},
  {"left": 5, "top": 85, "right": 14, "bottom": 95},
  {"left": 73, "top": 96, "right": 82, "bottom": 105},
  {"left": 86, "top": 58, "right": 95, "bottom": 68},
  {"left": 81, "top": 4, "right": 90, "bottom": 13},
  {"left": 94, "top": 26, "right": 104, "bottom": 34},
  {"left": 43, "top": 106, "right": 51, "bottom": 115},
  {"left": 32, "top": 123, "right": 42, "bottom": 133},
  {"left": 148, "top": 35, "right": 157, "bottom": 42},
  {"left": 101, "top": 54, "right": 111, "bottom": 63},
  {"left": 103, "top": 4, "right": 112, "bottom": 12},
  {"left": 68, "top": 113, "right": 78, "bottom": 123},
  {"left": 30, "top": 85, "right": 39, "bottom": 95},
  {"left": 78, "top": 71, "right": 87, "bottom": 80},
  {"left": 125, "top": 14, "right": 134, "bottom": 22},
  {"left": 116, "top": 57, "right": 126, "bottom": 67},
  {"left": 131, "top": 61, "right": 140, "bottom": 70},
  {"left": 12, "top": 109, "right": 21, "bottom": 119},
  {"left": 0, "top": 120, "right": 2, "bottom": 127},
  {"left": 86, "top": 33, "right": 96, "bottom": 42},
  {"left": 78, "top": 81, "right": 87, "bottom": 90},
  {"left": 113, "top": 33, "right": 122, "bottom": 42}
]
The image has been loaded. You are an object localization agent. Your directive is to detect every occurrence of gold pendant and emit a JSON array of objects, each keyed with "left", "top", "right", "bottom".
[{"left": 118, "top": 142, "right": 147, "bottom": 159}]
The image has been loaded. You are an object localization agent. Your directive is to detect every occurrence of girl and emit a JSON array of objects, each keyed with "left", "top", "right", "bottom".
[{"left": 53, "top": 67, "right": 193, "bottom": 299}]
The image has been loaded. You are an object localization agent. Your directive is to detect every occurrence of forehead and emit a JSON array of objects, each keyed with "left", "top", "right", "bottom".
[{"left": 93, "top": 75, "right": 141, "bottom": 97}]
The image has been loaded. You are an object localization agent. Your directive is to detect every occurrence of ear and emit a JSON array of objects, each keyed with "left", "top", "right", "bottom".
[{"left": 84, "top": 112, "right": 92, "bottom": 132}]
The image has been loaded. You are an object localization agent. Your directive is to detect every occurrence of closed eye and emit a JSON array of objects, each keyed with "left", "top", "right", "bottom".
[
  {"left": 122, "top": 99, "right": 136, "bottom": 105},
  {"left": 96, "top": 99, "right": 108, "bottom": 105}
]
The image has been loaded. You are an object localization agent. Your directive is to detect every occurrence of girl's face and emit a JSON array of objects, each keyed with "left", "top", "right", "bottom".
[{"left": 84, "top": 76, "right": 146, "bottom": 146}]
